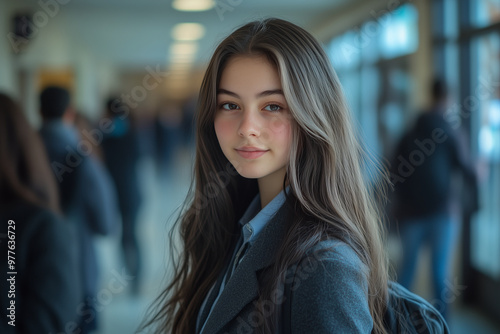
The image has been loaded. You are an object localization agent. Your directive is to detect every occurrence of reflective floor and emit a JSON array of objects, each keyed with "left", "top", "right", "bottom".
[
  {"left": 92, "top": 148, "right": 500, "bottom": 334},
  {"left": 95, "top": 149, "right": 192, "bottom": 334}
]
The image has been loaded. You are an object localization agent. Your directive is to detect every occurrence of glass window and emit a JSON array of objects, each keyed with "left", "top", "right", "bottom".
[
  {"left": 338, "top": 70, "right": 360, "bottom": 119},
  {"left": 443, "top": 0, "right": 458, "bottom": 38},
  {"left": 360, "top": 66, "right": 380, "bottom": 156},
  {"left": 470, "top": 32, "right": 500, "bottom": 279},
  {"left": 326, "top": 3, "right": 418, "bottom": 180},
  {"left": 328, "top": 30, "right": 361, "bottom": 70},
  {"left": 360, "top": 21, "right": 380, "bottom": 63},
  {"left": 379, "top": 4, "right": 419, "bottom": 59},
  {"left": 471, "top": 0, "right": 500, "bottom": 28},
  {"left": 432, "top": 0, "right": 458, "bottom": 39}
]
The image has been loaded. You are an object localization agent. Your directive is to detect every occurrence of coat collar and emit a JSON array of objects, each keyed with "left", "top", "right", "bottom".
[{"left": 201, "top": 202, "right": 290, "bottom": 334}]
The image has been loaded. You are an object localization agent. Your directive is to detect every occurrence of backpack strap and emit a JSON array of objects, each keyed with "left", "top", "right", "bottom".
[
  {"left": 385, "top": 281, "right": 451, "bottom": 334},
  {"left": 284, "top": 278, "right": 450, "bottom": 334}
]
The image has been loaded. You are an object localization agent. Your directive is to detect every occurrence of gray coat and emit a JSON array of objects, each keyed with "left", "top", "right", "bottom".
[
  {"left": 39, "top": 120, "right": 119, "bottom": 295},
  {"left": 199, "top": 203, "right": 373, "bottom": 334}
]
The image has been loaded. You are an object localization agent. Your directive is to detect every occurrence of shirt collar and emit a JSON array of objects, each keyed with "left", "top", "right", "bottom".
[{"left": 238, "top": 185, "right": 290, "bottom": 245}]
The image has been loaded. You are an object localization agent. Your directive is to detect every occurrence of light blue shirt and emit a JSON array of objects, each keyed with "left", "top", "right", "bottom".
[
  {"left": 239, "top": 187, "right": 288, "bottom": 245},
  {"left": 197, "top": 186, "right": 289, "bottom": 334}
]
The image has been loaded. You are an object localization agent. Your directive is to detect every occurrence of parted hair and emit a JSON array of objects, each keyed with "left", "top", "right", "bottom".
[{"left": 142, "top": 18, "right": 389, "bottom": 334}]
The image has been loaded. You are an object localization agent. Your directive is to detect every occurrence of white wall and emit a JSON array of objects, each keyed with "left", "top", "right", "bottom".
[
  {"left": 2, "top": 1, "right": 120, "bottom": 125},
  {"left": 74, "top": 51, "right": 120, "bottom": 120}
]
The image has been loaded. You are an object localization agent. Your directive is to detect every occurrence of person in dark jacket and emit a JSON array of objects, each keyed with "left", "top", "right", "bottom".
[
  {"left": 391, "top": 79, "right": 477, "bottom": 320},
  {"left": 101, "top": 97, "right": 143, "bottom": 295},
  {"left": 0, "top": 92, "right": 81, "bottom": 333},
  {"left": 38, "top": 86, "right": 119, "bottom": 333}
]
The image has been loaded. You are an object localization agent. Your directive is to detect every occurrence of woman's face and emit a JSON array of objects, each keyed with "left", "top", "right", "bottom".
[{"left": 214, "top": 55, "right": 292, "bottom": 184}]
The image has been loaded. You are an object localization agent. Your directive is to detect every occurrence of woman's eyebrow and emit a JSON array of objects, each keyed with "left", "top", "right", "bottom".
[
  {"left": 258, "top": 89, "right": 284, "bottom": 97},
  {"left": 217, "top": 88, "right": 239, "bottom": 98},
  {"left": 217, "top": 88, "right": 284, "bottom": 98}
]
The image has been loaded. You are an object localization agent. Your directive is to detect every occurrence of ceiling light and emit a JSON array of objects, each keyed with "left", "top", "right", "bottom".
[
  {"left": 172, "top": 23, "right": 205, "bottom": 41},
  {"left": 172, "top": 0, "right": 215, "bottom": 12},
  {"left": 170, "top": 42, "right": 198, "bottom": 56},
  {"left": 170, "top": 54, "right": 196, "bottom": 63}
]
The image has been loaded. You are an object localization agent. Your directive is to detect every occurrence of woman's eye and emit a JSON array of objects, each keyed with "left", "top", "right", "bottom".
[
  {"left": 221, "top": 103, "right": 239, "bottom": 110},
  {"left": 264, "top": 104, "right": 282, "bottom": 112}
]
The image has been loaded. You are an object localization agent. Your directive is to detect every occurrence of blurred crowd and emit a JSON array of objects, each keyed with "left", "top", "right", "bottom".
[{"left": 0, "top": 87, "right": 195, "bottom": 333}]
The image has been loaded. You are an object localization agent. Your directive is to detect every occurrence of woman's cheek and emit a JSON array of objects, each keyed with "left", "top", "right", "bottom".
[
  {"left": 269, "top": 116, "right": 288, "bottom": 134},
  {"left": 214, "top": 117, "right": 235, "bottom": 142}
]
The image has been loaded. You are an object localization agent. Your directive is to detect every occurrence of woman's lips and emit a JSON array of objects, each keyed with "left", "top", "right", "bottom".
[{"left": 235, "top": 149, "right": 268, "bottom": 159}]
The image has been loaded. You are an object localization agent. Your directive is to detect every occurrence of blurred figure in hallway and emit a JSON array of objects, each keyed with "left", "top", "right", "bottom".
[
  {"left": 101, "top": 97, "right": 143, "bottom": 295},
  {"left": 74, "top": 112, "right": 105, "bottom": 162},
  {"left": 38, "top": 86, "right": 119, "bottom": 333},
  {"left": 155, "top": 100, "right": 183, "bottom": 177},
  {"left": 181, "top": 96, "right": 197, "bottom": 151},
  {"left": 0, "top": 92, "right": 81, "bottom": 333},
  {"left": 391, "top": 78, "right": 477, "bottom": 320}
]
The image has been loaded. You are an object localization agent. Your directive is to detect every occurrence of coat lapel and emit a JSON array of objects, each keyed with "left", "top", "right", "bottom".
[
  {"left": 197, "top": 264, "right": 228, "bottom": 332},
  {"left": 201, "top": 203, "right": 289, "bottom": 334}
]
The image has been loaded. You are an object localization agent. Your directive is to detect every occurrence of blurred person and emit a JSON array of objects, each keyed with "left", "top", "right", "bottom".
[
  {"left": 74, "top": 112, "right": 104, "bottom": 162},
  {"left": 135, "top": 105, "right": 157, "bottom": 159},
  {"left": 181, "top": 96, "right": 197, "bottom": 150},
  {"left": 155, "top": 101, "right": 183, "bottom": 176},
  {"left": 391, "top": 78, "right": 477, "bottom": 320},
  {"left": 38, "top": 86, "right": 119, "bottom": 333},
  {"left": 0, "top": 93, "right": 81, "bottom": 333},
  {"left": 101, "top": 97, "right": 142, "bottom": 295}
]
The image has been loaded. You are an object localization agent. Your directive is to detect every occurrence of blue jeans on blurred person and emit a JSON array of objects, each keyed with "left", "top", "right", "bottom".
[{"left": 397, "top": 212, "right": 458, "bottom": 321}]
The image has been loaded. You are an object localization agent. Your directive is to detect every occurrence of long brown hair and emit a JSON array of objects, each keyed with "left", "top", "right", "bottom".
[
  {"left": 143, "top": 18, "right": 389, "bottom": 333},
  {"left": 0, "top": 93, "right": 60, "bottom": 213}
]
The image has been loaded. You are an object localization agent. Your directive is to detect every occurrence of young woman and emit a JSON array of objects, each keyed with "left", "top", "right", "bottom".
[{"left": 143, "top": 18, "right": 389, "bottom": 333}]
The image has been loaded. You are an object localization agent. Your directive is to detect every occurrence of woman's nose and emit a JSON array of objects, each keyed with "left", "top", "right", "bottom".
[{"left": 237, "top": 111, "right": 261, "bottom": 138}]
